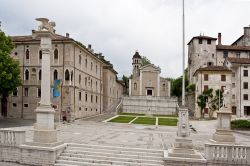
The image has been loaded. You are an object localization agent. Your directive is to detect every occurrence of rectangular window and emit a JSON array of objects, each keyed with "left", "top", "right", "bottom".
[
  {"left": 96, "top": 65, "right": 98, "bottom": 74},
  {"left": 243, "top": 94, "right": 248, "bottom": 100},
  {"left": 85, "top": 108, "right": 87, "bottom": 111},
  {"left": 207, "top": 39, "right": 211, "bottom": 45},
  {"left": 232, "top": 83, "right": 235, "bottom": 88},
  {"left": 243, "top": 82, "right": 248, "bottom": 89},
  {"left": 91, "top": 95, "right": 93, "bottom": 103},
  {"left": 204, "top": 74, "right": 208, "bottom": 81},
  {"left": 204, "top": 85, "right": 208, "bottom": 91},
  {"left": 244, "top": 106, "right": 250, "bottom": 116},
  {"left": 223, "top": 51, "right": 228, "bottom": 58},
  {"left": 199, "top": 39, "right": 202, "bottom": 44},
  {"left": 24, "top": 88, "right": 29, "bottom": 96},
  {"left": 232, "top": 94, "right": 235, "bottom": 99},
  {"left": 163, "top": 84, "right": 166, "bottom": 91},
  {"left": 37, "top": 88, "right": 41, "bottom": 97},
  {"left": 232, "top": 106, "right": 236, "bottom": 115},
  {"left": 85, "top": 77, "right": 87, "bottom": 86},
  {"left": 12, "top": 88, "right": 18, "bottom": 96},
  {"left": 24, "top": 103, "right": 29, "bottom": 108},
  {"left": 96, "top": 96, "right": 98, "bottom": 103},
  {"left": 232, "top": 72, "right": 235, "bottom": 77},
  {"left": 12, "top": 103, "right": 17, "bottom": 107},
  {"left": 221, "top": 75, "right": 226, "bottom": 81},
  {"left": 79, "top": 92, "right": 81, "bottom": 101},
  {"left": 236, "top": 52, "right": 240, "bottom": 58},
  {"left": 79, "top": 107, "right": 81, "bottom": 111},
  {"left": 85, "top": 93, "right": 87, "bottom": 102},
  {"left": 244, "top": 70, "right": 248, "bottom": 77}
]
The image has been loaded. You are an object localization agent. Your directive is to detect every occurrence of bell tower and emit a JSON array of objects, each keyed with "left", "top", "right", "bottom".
[{"left": 132, "top": 51, "right": 142, "bottom": 77}]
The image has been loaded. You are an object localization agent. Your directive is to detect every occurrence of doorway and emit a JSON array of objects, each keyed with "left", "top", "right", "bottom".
[{"left": 147, "top": 89, "right": 152, "bottom": 96}]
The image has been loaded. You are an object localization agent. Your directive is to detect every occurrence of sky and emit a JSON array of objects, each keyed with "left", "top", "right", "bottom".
[{"left": 0, "top": 0, "right": 250, "bottom": 78}]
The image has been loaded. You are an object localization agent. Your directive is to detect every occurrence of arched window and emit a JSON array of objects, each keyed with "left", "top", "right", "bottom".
[
  {"left": 38, "top": 70, "right": 42, "bottom": 80},
  {"left": 54, "top": 49, "right": 58, "bottom": 60},
  {"left": 25, "top": 69, "right": 29, "bottom": 80},
  {"left": 70, "top": 71, "right": 73, "bottom": 81},
  {"left": 65, "top": 69, "right": 70, "bottom": 81},
  {"left": 54, "top": 70, "right": 58, "bottom": 80},
  {"left": 134, "top": 83, "right": 137, "bottom": 90},
  {"left": 39, "top": 50, "right": 42, "bottom": 64},
  {"left": 25, "top": 49, "right": 29, "bottom": 60}
]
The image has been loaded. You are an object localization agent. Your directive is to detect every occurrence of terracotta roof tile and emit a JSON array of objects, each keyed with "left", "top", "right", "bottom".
[
  {"left": 187, "top": 36, "right": 217, "bottom": 45},
  {"left": 216, "top": 45, "right": 250, "bottom": 51},
  {"left": 11, "top": 34, "right": 73, "bottom": 42},
  {"left": 227, "top": 57, "right": 250, "bottom": 64},
  {"left": 194, "top": 66, "right": 231, "bottom": 76}
]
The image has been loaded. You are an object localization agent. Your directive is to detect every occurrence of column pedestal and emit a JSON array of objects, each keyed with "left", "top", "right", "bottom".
[
  {"left": 164, "top": 107, "right": 206, "bottom": 164},
  {"left": 211, "top": 107, "right": 235, "bottom": 144}
]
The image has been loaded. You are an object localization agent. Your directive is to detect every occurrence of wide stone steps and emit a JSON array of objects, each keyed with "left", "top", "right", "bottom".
[{"left": 55, "top": 143, "right": 164, "bottom": 166}]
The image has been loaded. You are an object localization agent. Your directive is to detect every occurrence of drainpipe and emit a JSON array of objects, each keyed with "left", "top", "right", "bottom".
[
  {"left": 21, "top": 45, "right": 25, "bottom": 119},
  {"left": 73, "top": 46, "right": 76, "bottom": 121},
  {"left": 240, "top": 65, "right": 242, "bottom": 117}
]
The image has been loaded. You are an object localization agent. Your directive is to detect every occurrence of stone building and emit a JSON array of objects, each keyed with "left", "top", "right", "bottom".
[
  {"left": 129, "top": 51, "right": 170, "bottom": 97},
  {"left": 225, "top": 58, "right": 250, "bottom": 117},
  {"left": 193, "top": 66, "right": 232, "bottom": 118},
  {"left": 188, "top": 25, "right": 250, "bottom": 118},
  {"left": 102, "top": 64, "right": 124, "bottom": 112},
  {"left": 2, "top": 29, "right": 123, "bottom": 120}
]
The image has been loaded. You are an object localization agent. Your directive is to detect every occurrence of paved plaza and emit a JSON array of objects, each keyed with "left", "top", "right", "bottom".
[{"left": 1, "top": 114, "right": 250, "bottom": 153}]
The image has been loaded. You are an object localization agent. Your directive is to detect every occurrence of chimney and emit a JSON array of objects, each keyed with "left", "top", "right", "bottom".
[
  {"left": 88, "top": 44, "right": 92, "bottom": 50},
  {"left": 66, "top": 33, "right": 69, "bottom": 38},
  {"left": 244, "top": 26, "right": 250, "bottom": 37},
  {"left": 218, "top": 33, "right": 222, "bottom": 45}
]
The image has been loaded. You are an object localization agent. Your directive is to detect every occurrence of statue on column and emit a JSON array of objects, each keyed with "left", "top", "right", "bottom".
[{"left": 36, "top": 18, "right": 56, "bottom": 33}]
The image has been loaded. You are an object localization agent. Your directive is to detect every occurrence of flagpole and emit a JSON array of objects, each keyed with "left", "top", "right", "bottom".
[{"left": 182, "top": 0, "right": 185, "bottom": 106}]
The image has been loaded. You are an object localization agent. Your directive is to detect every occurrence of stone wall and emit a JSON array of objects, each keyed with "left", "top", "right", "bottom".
[{"left": 122, "top": 96, "right": 177, "bottom": 115}]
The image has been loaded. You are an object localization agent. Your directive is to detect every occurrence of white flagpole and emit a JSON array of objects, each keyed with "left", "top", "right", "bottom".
[{"left": 182, "top": 0, "right": 186, "bottom": 106}]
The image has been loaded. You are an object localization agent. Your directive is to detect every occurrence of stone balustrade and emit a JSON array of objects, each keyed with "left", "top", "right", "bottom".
[
  {"left": 205, "top": 143, "right": 250, "bottom": 165},
  {"left": 0, "top": 129, "right": 25, "bottom": 146}
]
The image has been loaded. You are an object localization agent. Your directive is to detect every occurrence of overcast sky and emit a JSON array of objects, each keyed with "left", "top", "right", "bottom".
[{"left": 0, "top": 0, "right": 249, "bottom": 78}]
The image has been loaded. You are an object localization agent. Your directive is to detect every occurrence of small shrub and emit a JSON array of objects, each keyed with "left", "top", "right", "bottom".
[{"left": 231, "top": 119, "right": 250, "bottom": 130}]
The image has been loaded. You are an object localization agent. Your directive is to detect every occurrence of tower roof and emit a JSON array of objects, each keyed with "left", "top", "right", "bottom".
[{"left": 132, "top": 51, "right": 142, "bottom": 59}]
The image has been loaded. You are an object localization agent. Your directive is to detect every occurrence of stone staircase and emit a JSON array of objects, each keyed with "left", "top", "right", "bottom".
[{"left": 55, "top": 143, "right": 164, "bottom": 166}]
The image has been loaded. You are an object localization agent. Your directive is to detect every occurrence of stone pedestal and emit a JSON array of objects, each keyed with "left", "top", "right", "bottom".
[
  {"left": 164, "top": 107, "right": 206, "bottom": 164},
  {"left": 211, "top": 107, "right": 235, "bottom": 143}
]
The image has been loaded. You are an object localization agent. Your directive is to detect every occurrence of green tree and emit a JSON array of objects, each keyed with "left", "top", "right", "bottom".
[
  {"left": 197, "top": 88, "right": 213, "bottom": 118},
  {"left": 141, "top": 56, "right": 151, "bottom": 66},
  {"left": 171, "top": 69, "right": 189, "bottom": 97},
  {"left": 0, "top": 31, "right": 22, "bottom": 117},
  {"left": 122, "top": 75, "right": 129, "bottom": 95},
  {"left": 208, "top": 89, "right": 224, "bottom": 118}
]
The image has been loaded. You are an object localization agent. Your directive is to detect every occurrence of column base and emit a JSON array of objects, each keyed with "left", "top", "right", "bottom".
[
  {"left": 164, "top": 138, "right": 205, "bottom": 163},
  {"left": 33, "top": 129, "right": 57, "bottom": 144},
  {"left": 212, "top": 129, "right": 235, "bottom": 143}
]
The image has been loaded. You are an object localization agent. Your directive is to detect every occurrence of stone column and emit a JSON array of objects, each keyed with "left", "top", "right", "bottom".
[
  {"left": 129, "top": 79, "right": 131, "bottom": 96},
  {"left": 139, "top": 71, "right": 142, "bottom": 95},
  {"left": 164, "top": 106, "right": 205, "bottom": 164},
  {"left": 157, "top": 72, "right": 160, "bottom": 96},
  {"left": 33, "top": 31, "right": 58, "bottom": 144}
]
